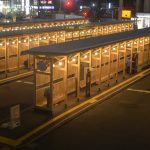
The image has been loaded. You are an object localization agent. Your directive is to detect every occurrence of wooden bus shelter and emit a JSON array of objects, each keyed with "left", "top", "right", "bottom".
[
  {"left": 0, "top": 18, "right": 89, "bottom": 32},
  {"left": 0, "top": 21, "right": 134, "bottom": 80},
  {"left": 25, "top": 28, "right": 150, "bottom": 113}
]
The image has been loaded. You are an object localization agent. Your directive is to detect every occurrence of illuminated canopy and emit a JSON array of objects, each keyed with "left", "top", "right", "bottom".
[{"left": 24, "top": 28, "right": 150, "bottom": 56}]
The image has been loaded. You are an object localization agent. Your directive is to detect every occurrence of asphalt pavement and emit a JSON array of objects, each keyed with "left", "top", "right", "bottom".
[
  {"left": 0, "top": 76, "right": 34, "bottom": 121},
  {"left": 21, "top": 75, "right": 150, "bottom": 150}
]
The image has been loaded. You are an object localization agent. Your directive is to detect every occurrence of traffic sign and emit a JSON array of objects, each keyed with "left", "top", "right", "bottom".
[{"left": 122, "top": 10, "right": 131, "bottom": 19}]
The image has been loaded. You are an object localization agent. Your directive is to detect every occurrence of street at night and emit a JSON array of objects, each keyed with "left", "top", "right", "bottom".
[
  {"left": 21, "top": 75, "right": 150, "bottom": 150},
  {"left": 0, "top": 0, "right": 150, "bottom": 150}
]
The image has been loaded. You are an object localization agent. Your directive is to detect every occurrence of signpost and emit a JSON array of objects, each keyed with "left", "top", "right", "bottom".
[{"left": 10, "top": 104, "right": 20, "bottom": 129}]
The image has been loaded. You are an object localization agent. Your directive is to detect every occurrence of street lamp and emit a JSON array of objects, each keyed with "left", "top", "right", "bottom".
[
  {"left": 92, "top": 3, "right": 96, "bottom": 7},
  {"left": 59, "top": 0, "right": 62, "bottom": 12},
  {"left": 91, "top": 3, "right": 96, "bottom": 19}
]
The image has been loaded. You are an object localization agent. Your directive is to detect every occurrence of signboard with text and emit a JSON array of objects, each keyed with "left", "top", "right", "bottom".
[
  {"left": 122, "top": 10, "right": 131, "bottom": 19},
  {"left": 10, "top": 104, "right": 20, "bottom": 129}
]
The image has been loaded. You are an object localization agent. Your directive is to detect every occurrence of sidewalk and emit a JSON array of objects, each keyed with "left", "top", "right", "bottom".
[{"left": 0, "top": 68, "right": 149, "bottom": 148}]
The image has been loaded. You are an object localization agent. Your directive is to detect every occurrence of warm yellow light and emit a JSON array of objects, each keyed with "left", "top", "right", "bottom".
[
  {"left": 87, "top": 30, "right": 90, "bottom": 33},
  {"left": 103, "top": 50, "right": 108, "bottom": 53},
  {"left": 113, "top": 47, "right": 116, "bottom": 50},
  {"left": 127, "top": 43, "right": 131, "bottom": 47},
  {"left": 134, "top": 41, "right": 137, "bottom": 45},
  {"left": 24, "top": 40, "right": 27, "bottom": 43},
  {"left": 121, "top": 45, "right": 124, "bottom": 48},
  {"left": 140, "top": 40, "right": 143, "bottom": 43},
  {"left": 72, "top": 58, "right": 76, "bottom": 62},
  {"left": 94, "top": 52, "right": 98, "bottom": 56},
  {"left": 84, "top": 55, "right": 87, "bottom": 59},
  {"left": 59, "top": 62, "right": 63, "bottom": 66},
  {"left": 53, "top": 64, "right": 55, "bottom": 67},
  {"left": 145, "top": 38, "right": 148, "bottom": 42},
  {"left": 7, "top": 42, "right": 9, "bottom": 45},
  {"left": 0, "top": 43, "right": 3, "bottom": 46},
  {"left": 12, "top": 41, "right": 15, "bottom": 44}
]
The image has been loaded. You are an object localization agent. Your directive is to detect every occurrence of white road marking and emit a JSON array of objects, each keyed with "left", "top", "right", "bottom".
[
  {"left": 127, "top": 88, "right": 150, "bottom": 94},
  {"left": 24, "top": 81, "right": 34, "bottom": 85},
  {"left": 16, "top": 80, "right": 22, "bottom": 83}
]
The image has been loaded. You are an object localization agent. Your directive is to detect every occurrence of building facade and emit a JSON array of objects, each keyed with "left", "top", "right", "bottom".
[{"left": 0, "top": 0, "right": 54, "bottom": 16}]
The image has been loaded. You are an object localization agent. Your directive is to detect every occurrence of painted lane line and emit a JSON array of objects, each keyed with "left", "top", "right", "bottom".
[
  {"left": 127, "top": 88, "right": 150, "bottom": 94},
  {"left": 24, "top": 81, "right": 34, "bottom": 85},
  {"left": 16, "top": 80, "right": 22, "bottom": 83}
]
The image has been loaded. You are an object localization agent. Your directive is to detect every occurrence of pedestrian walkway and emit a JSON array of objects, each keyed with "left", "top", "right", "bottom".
[{"left": 0, "top": 68, "right": 149, "bottom": 148}]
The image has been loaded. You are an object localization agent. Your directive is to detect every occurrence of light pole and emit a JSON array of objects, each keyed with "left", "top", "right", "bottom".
[
  {"left": 59, "top": 0, "right": 62, "bottom": 12},
  {"left": 91, "top": 3, "right": 96, "bottom": 19},
  {"left": 119, "top": 0, "right": 123, "bottom": 20}
]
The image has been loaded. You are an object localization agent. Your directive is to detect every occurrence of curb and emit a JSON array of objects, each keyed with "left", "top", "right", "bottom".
[{"left": 0, "top": 71, "right": 33, "bottom": 85}]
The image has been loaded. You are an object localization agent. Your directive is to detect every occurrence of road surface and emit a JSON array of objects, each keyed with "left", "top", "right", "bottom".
[{"left": 21, "top": 75, "right": 150, "bottom": 150}]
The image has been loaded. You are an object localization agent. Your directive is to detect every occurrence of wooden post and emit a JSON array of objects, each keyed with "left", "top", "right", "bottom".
[
  {"left": 99, "top": 48, "right": 102, "bottom": 90},
  {"left": 64, "top": 56, "right": 68, "bottom": 108},
  {"left": 27, "top": 36, "right": 30, "bottom": 69},
  {"left": 77, "top": 53, "right": 80, "bottom": 101},
  {"left": 148, "top": 37, "right": 150, "bottom": 65},
  {"left": 5, "top": 38, "right": 7, "bottom": 77},
  {"left": 49, "top": 58, "right": 53, "bottom": 113},
  {"left": 142, "top": 38, "right": 145, "bottom": 67},
  {"left": 116, "top": 44, "right": 119, "bottom": 82},
  {"left": 17, "top": 37, "right": 20, "bottom": 74},
  {"left": 108, "top": 46, "right": 112, "bottom": 86},
  {"left": 89, "top": 50, "right": 92, "bottom": 68},
  {"left": 130, "top": 41, "right": 133, "bottom": 75},
  {"left": 137, "top": 38, "right": 140, "bottom": 70},
  {"left": 37, "top": 34, "right": 40, "bottom": 47},
  {"left": 123, "top": 42, "right": 127, "bottom": 79},
  {"left": 56, "top": 32, "right": 58, "bottom": 44},
  {"left": 33, "top": 56, "right": 36, "bottom": 107}
]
